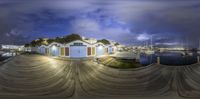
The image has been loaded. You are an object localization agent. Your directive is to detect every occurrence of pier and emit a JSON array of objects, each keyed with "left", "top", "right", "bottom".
[{"left": 0, "top": 54, "right": 199, "bottom": 99}]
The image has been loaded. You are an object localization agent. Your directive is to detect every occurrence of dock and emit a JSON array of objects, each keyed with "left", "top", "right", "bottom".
[{"left": 0, "top": 54, "right": 199, "bottom": 99}]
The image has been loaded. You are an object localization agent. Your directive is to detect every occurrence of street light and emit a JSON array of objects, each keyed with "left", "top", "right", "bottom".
[
  {"left": 51, "top": 45, "right": 57, "bottom": 56},
  {"left": 98, "top": 46, "right": 103, "bottom": 50},
  {"left": 52, "top": 45, "right": 56, "bottom": 51}
]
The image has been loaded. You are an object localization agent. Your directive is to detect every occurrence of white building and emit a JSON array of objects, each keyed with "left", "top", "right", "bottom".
[{"left": 38, "top": 40, "right": 116, "bottom": 58}]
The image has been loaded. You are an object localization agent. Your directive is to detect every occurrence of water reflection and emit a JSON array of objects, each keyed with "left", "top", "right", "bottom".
[{"left": 140, "top": 51, "right": 198, "bottom": 66}]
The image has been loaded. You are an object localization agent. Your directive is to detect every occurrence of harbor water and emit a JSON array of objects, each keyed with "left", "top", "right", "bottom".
[{"left": 140, "top": 51, "right": 199, "bottom": 66}]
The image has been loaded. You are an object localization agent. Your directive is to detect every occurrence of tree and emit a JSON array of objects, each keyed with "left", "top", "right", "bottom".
[
  {"left": 30, "top": 40, "right": 37, "bottom": 47},
  {"left": 114, "top": 42, "right": 120, "bottom": 46},
  {"left": 97, "top": 39, "right": 110, "bottom": 45},
  {"left": 55, "top": 37, "right": 65, "bottom": 43},
  {"left": 47, "top": 39, "right": 54, "bottom": 44},
  {"left": 30, "top": 38, "right": 46, "bottom": 46},
  {"left": 38, "top": 38, "right": 45, "bottom": 45},
  {"left": 29, "top": 34, "right": 82, "bottom": 46},
  {"left": 24, "top": 44, "right": 30, "bottom": 47},
  {"left": 63, "top": 34, "right": 82, "bottom": 43}
]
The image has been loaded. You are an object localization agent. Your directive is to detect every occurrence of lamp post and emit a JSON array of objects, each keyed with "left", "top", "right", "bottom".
[
  {"left": 197, "top": 56, "right": 200, "bottom": 63},
  {"left": 157, "top": 56, "right": 160, "bottom": 64}
]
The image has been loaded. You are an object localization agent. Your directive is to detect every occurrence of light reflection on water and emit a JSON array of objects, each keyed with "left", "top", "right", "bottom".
[{"left": 140, "top": 51, "right": 199, "bottom": 66}]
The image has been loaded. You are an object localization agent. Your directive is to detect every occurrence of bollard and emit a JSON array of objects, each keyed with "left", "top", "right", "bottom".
[
  {"left": 157, "top": 56, "right": 160, "bottom": 64},
  {"left": 135, "top": 53, "right": 140, "bottom": 63},
  {"left": 197, "top": 56, "right": 200, "bottom": 63}
]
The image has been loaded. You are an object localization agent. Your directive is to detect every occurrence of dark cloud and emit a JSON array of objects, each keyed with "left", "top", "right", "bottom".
[{"left": 0, "top": 0, "right": 199, "bottom": 47}]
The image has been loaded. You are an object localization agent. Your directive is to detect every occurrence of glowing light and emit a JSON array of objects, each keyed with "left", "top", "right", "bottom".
[
  {"left": 52, "top": 45, "right": 56, "bottom": 51},
  {"left": 48, "top": 58, "right": 58, "bottom": 69},
  {"left": 98, "top": 46, "right": 103, "bottom": 50}
]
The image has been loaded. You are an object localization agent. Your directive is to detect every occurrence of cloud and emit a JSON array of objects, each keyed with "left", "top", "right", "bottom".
[
  {"left": 137, "top": 33, "right": 151, "bottom": 41},
  {"left": 70, "top": 16, "right": 134, "bottom": 42},
  {"left": 0, "top": 0, "right": 200, "bottom": 47},
  {"left": 155, "top": 42, "right": 180, "bottom": 46},
  {"left": 71, "top": 18, "right": 100, "bottom": 33},
  {"left": 68, "top": 10, "right": 136, "bottom": 44}
]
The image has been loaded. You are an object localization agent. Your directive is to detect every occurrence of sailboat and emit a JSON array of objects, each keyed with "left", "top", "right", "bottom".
[
  {"left": 180, "top": 40, "right": 186, "bottom": 56},
  {"left": 198, "top": 40, "right": 200, "bottom": 54},
  {"left": 182, "top": 38, "right": 193, "bottom": 56},
  {"left": 145, "top": 36, "right": 155, "bottom": 55}
]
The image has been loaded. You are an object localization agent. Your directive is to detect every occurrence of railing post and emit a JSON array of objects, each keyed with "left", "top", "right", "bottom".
[
  {"left": 157, "top": 56, "right": 160, "bottom": 64},
  {"left": 197, "top": 56, "right": 200, "bottom": 63}
]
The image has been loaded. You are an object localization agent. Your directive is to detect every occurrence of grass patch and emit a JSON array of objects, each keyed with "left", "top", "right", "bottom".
[{"left": 98, "top": 57, "right": 142, "bottom": 69}]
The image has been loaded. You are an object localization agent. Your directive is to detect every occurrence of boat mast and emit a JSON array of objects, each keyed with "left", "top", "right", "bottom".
[
  {"left": 199, "top": 39, "right": 200, "bottom": 50},
  {"left": 146, "top": 41, "right": 148, "bottom": 49},
  {"left": 150, "top": 35, "right": 153, "bottom": 50}
]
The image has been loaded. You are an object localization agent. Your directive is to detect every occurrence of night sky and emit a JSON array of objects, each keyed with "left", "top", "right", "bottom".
[{"left": 0, "top": 0, "right": 200, "bottom": 48}]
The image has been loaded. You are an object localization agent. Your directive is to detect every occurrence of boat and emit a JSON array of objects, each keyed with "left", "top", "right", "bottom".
[
  {"left": 181, "top": 38, "right": 193, "bottom": 57},
  {"left": 2, "top": 52, "right": 15, "bottom": 57},
  {"left": 144, "top": 35, "right": 155, "bottom": 55},
  {"left": 180, "top": 51, "right": 193, "bottom": 57},
  {"left": 186, "top": 52, "right": 193, "bottom": 56},
  {"left": 198, "top": 50, "right": 200, "bottom": 54},
  {"left": 0, "top": 51, "right": 4, "bottom": 55},
  {"left": 198, "top": 40, "right": 200, "bottom": 54},
  {"left": 145, "top": 50, "right": 155, "bottom": 55}
]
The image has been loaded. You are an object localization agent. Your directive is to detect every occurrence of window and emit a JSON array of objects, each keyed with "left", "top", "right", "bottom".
[{"left": 73, "top": 43, "right": 83, "bottom": 46}]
